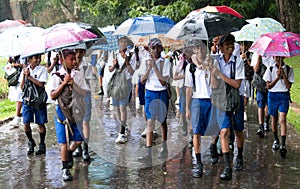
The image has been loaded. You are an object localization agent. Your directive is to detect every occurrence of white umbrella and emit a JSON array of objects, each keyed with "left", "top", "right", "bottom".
[{"left": 0, "top": 26, "right": 45, "bottom": 57}]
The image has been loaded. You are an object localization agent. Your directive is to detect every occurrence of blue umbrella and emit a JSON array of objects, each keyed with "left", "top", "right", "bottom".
[{"left": 113, "top": 15, "right": 176, "bottom": 36}]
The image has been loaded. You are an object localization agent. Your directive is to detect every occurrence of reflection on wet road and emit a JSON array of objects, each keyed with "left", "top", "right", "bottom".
[{"left": 0, "top": 94, "right": 300, "bottom": 189}]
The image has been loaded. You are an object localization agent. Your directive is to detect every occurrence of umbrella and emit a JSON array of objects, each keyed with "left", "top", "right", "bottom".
[
  {"left": 43, "top": 22, "right": 99, "bottom": 51},
  {"left": 113, "top": 15, "right": 175, "bottom": 36},
  {"left": 166, "top": 11, "right": 247, "bottom": 40},
  {"left": 0, "top": 19, "right": 27, "bottom": 32},
  {"left": 91, "top": 31, "right": 119, "bottom": 51},
  {"left": 0, "top": 26, "right": 45, "bottom": 57},
  {"left": 187, "top": 5, "right": 244, "bottom": 18},
  {"left": 232, "top": 17, "right": 285, "bottom": 42},
  {"left": 249, "top": 31, "right": 300, "bottom": 57}
]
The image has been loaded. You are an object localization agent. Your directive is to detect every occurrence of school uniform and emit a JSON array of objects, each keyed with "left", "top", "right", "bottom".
[
  {"left": 185, "top": 64, "right": 211, "bottom": 135},
  {"left": 263, "top": 63, "right": 294, "bottom": 116},
  {"left": 19, "top": 65, "right": 48, "bottom": 125}
]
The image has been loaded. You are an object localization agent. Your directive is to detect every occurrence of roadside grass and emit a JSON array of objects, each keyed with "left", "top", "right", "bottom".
[
  {"left": 287, "top": 109, "right": 300, "bottom": 134},
  {"left": 0, "top": 99, "right": 15, "bottom": 120}
]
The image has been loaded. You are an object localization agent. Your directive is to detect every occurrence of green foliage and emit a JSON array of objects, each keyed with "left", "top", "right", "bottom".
[
  {"left": 287, "top": 109, "right": 300, "bottom": 134},
  {"left": 285, "top": 55, "right": 300, "bottom": 104},
  {"left": 0, "top": 99, "right": 15, "bottom": 120}
]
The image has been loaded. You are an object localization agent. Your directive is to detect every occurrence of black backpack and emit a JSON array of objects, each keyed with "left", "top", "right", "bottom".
[{"left": 252, "top": 62, "right": 268, "bottom": 93}]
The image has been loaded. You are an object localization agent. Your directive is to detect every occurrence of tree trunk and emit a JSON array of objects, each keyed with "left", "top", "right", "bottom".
[
  {"left": 0, "top": 0, "right": 13, "bottom": 21},
  {"left": 10, "top": 1, "right": 30, "bottom": 21},
  {"left": 277, "top": 0, "right": 300, "bottom": 33}
]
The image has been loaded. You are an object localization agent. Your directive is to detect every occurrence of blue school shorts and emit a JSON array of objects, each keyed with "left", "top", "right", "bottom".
[
  {"left": 83, "top": 91, "right": 92, "bottom": 122},
  {"left": 256, "top": 90, "right": 268, "bottom": 108},
  {"left": 233, "top": 95, "right": 244, "bottom": 131},
  {"left": 191, "top": 98, "right": 211, "bottom": 135},
  {"left": 22, "top": 103, "right": 48, "bottom": 125},
  {"left": 112, "top": 79, "right": 132, "bottom": 106},
  {"left": 179, "top": 87, "right": 186, "bottom": 114},
  {"left": 145, "top": 89, "right": 169, "bottom": 123},
  {"left": 268, "top": 92, "right": 290, "bottom": 117},
  {"left": 54, "top": 105, "right": 84, "bottom": 144}
]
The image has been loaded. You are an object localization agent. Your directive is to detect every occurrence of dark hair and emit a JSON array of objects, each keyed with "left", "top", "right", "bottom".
[
  {"left": 218, "top": 34, "right": 235, "bottom": 47},
  {"left": 118, "top": 36, "right": 134, "bottom": 46},
  {"left": 62, "top": 49, "right": 75, "bottom": 58},
  {"left": 28, "top": 54, "right": 42, "bottom": 60}
]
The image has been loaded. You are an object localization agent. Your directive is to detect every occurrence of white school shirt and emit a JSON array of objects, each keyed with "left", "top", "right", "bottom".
[
  {"left": 142, "top": 56, "right": 171, "bottom": 91},
  {"left": 78, "top": 59, "right": 93, "bottom": 91},
  {"left": 263, "top": 63, "right": 294, "bottom": 92},
  {"left": 185, "top": 64, "right": 211, "bottom": 99},
  {"left": 108, "top": 51, "right": 136, "bottom": 80},
  {"left": 19, "top": 65, "right": 48, "bottom": 83}
]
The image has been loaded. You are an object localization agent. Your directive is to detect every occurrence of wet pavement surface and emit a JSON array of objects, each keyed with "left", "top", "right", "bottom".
[{"left": 1, "top": 90, "right": 300, "bottom": 189}]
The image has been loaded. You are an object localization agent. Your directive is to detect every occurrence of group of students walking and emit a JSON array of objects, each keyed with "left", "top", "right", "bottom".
[{"left": 5, "top": 33, "right": 294, "bottom": 182}]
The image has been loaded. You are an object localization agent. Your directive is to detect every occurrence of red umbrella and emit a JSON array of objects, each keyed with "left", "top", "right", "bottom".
[
  {"left": 0, "top": 19, "right": 27, "bottom": 32},
  {"left": 187, "top": 5, "right": 244, "bottom": 18}
]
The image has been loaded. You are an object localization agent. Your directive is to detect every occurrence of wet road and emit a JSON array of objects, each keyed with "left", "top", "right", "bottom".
[{"left": 0, "top": 92, "right": 300, "bottom": 189}]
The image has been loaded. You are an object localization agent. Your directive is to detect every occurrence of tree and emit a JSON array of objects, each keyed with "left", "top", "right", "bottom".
[
  {"left": 0, "top": 0, "right": 14, "bottom": 21},
  {"left": 277, "top": 0, "right": 300, "bottom": 33}
]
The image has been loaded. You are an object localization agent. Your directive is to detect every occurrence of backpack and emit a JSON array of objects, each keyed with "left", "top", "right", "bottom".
[
  {"left": 107, "top": 63, "right": 129, "bottom": 100},
  {"left": 252, "top": 62, "right": 268, "bottom": 93},
  {"left": 4, "top": 67, "right": 21, "bottom": 87},
  {"left": 211, "top": 56, "right": 240, "bottom": 114},
  {"left": 54, "top": 73, "right": 86, "bottom": 123},
  {"left": 22, "top": 78, "right": 48, "bottom": 109}
]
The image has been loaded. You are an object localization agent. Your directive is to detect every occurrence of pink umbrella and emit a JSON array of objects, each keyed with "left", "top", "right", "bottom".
[
  {"left": 43, "top": 22, "right": 98, "bottom": 51},
  {"left": 249, "top": 31, "right": 300, "bottom": 57},
  {"left": 0, "top": 19, "right": 27, "bottom": 32}
]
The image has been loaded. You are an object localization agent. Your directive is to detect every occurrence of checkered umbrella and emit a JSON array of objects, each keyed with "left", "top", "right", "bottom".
[{"left": 91, "top": 31, "right": 119, "bottom": 51}]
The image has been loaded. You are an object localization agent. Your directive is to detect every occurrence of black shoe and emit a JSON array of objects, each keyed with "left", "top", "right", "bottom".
[
  {"left": 210, "top": 144, "right": 219, "bottom": 164},
  {"left": 67, "top": 151, "right": 73, "bottom": 169},
  {"left": 279, "top": 145, "right": 287, "bottom": 158},
  {"left": 138, "top": 154, "right": 152, "bottom": 167},
  {"left": 98, "top": 88, "right": 104, "bottom": 95},
  {"left": 182, "top": 121, "right": 188, "bottom": 136},
  {"left": 62, "top": 168, "right": 73, "bottom": 181},
  {"left": 234, "top": 157, "right": 243, "bottom": 171},
  {"left": 264, "top": 122, "right": 270, "bottom": 132},
  {"left": 188, "top": 135, "right": 193, "bottom": 149},
  {"left": 82, "top": 150, "right": 91, "bottom": 161},
  {"left": 72, "top": 146, "right": 82, "bottom": 157},
  {"left": 272, "top": 140, "right": 280, "bottom": 151},
  {"left": 192, "top": 163, "right": 203, "bottom": 178},
  {"left": 35, "top": 143, "right": 46, "bottom": 155},
  {"left": 27, "top": 140, "right": 36, "bottom": 155},
  {"left": 256, "top": 128, "right": 264, "bottom": 138},
  {"left": 158, "top": 148, "right": 168, "bottom": 159},
  {"left": 220, "top": 167, "right": 232, "bottom": 180}
]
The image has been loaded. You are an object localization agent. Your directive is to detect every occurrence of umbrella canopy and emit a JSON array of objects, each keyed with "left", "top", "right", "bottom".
[
  {"left": 249, "top": 31, "right": 300, "bottom": 57},
  {"left": 232, "top": 17, "right": 285, "bottom": 42},
  {"left": 0, "top": 19, "right": 27, "bottom": 32},
  {"left": 113, "top": 15, "right": 175, "bottom": 36},
  {"left": 187, "top": 5, "right": 244, "bottom": 18},
  {"left": 0, "top": 26, "right": 45, "bottom": 57},
  {"left": 91, "top": 31, "right": 119, "bottom": 51},
  {"left": 43, "top": 22, "right": 98, "bottom": 51},
  {"left": 166, "top": 11, "right": 247, "bottom": 40}
]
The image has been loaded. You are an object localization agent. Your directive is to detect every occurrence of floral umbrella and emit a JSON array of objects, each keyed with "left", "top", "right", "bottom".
[
  {"left": 249, "top": 31, "right": 300, "bottom": 57},
  {"left": 232, "top": 17, "right": 285, "bottom": 42}
]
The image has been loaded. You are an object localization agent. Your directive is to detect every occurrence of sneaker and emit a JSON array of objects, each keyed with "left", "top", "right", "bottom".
[
  {"left": 27, "top": 140, "right": 36, "bottom": 155},
  {"left": 62, "top": 168, "right": 73, "bottom": 181},
  {"left": 210, "top": 144, "right": 219, "bottom": 164},
  {"left": 67, "top": 151, "right": 73, "bottom": 169},
  {"left": 35, "top": 143, "right": 46, "bottom": 155},
  {"left": 264, "top": 122, "right": 270, "bottom": 132},
  {"left": 220, "top": 167, "right": 232, "bottom": 180},
  {"left": 115, "top": 133, "right": 127, "bottom": 144},
  {"left": 158, "top": 147, "right": 168, "bottom": 159},
  {"left": 98, "top": 88, "right": 104, "bottom": 95},
  {"left": 72, "top": 145, "right": 82, "bottom": 157},
  {"left": 192, "top": 163, "right": 203, "bottom": 178},
  {"left": 256, "top": 128, "right": 264, "bottom": 138},
  {"left": 279, "top": 145, "right": 287, "bottom": 158},
  {"left": 234, "top": 157, "right": 243, "bottom": 171},
  {"left": 82, "top": 150, "right": 91, "bottom": 161},
  {"left": 272, "top": 140, "right": 280, "bottom": 151},
  {"left": 9, "top": 116, "right": 21, "bottom": 128}
]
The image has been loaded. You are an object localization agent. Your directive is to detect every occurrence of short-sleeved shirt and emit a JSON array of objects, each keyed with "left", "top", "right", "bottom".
[
  {"left": 19, "top": 65, "right": 48, "bottom": 83},
  {"left": 263, "top": 63, "right": 294, "bottom": 92},
  {"left": 108, "top": 51, "right": 136, "bottom": 80},
  {"left": 185, "top": 64, "right": 211, "bottom": 99},
  {"left": 214, "top": 54, "right": 245, "bottom": 81},
  {"left": 142, "top": 57, "right": 171, "bottom": 91},
  {"left": 78, "top": 59, "right": 93, "bottom": 91}
]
